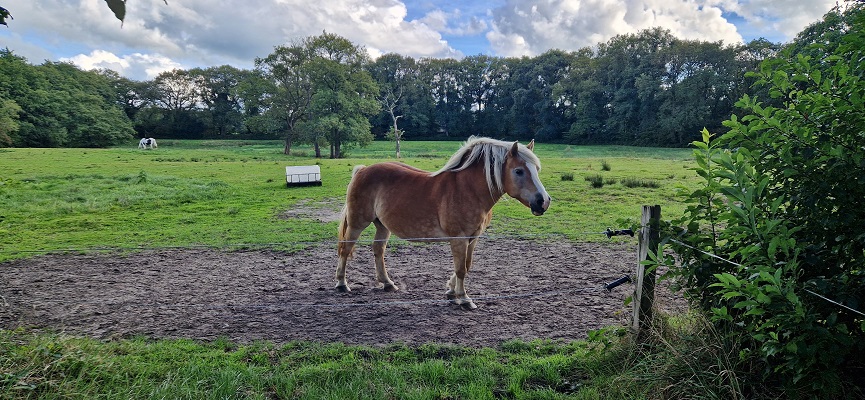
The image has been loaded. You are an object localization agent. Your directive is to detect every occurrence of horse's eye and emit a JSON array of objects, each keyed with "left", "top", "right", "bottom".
[{"left": 514, "top": 168, "right": 524, "bottom": 176}]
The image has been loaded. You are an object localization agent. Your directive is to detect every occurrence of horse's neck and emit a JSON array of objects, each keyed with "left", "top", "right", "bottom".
[{"left": 457, "top": 162, "right": 504, "bottom": 210}]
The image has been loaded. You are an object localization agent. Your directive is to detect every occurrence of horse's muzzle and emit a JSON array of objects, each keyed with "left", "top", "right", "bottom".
[{"left": 531, "top": 193, "right": 549, "bottom": 216}]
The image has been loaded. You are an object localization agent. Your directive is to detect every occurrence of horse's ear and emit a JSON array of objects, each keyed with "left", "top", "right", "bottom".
[
  {"left": 510, "top": 141, "right": 520, "bottom": 157},
  {"left": 527, "top": 139, "right": 535, "bottom": 151}
]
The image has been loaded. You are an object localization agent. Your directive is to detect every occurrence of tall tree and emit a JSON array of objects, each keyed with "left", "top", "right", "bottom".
[
  {"left": 420, "top": 58, "right": 461, "bottom": 137},
  {"left": 0, "top": 50, "right": 134, "bottom": 147},
  {"left": 498, "top": 50, "right": 574, "bottom": 141},
  {"left": 137, "top": 68, "right": 204, "bottom": 138},
  {"left": 367, "top": 53, "right": 424, "bottom": 157},
  {"left": 190, "top": 65, "right": 247, "bottom": 137},
  {"left": 255, "top": 41, "right": 315, "bottom": 154},
  {"left": 299, "top": 32, "right": 379, "bottom": 158},
  {"left": 0, "top": 98, "right": 20, "bottom": 147},
  {"left": 596, "top": 28, "right": 676, "bottom": 144},
  {"left": 655, "top": 39, "right": 740, "bottom": 145},
  {"left": 553, "top": 47, "right": 608, "bottom": 143}
]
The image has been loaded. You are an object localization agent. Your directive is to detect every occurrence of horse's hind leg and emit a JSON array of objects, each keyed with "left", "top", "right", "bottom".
[
  {"left": 372, "top": 220, "right": 398, "bottom": 291},
  {"left": 336, "top": 224, "right": 366, "bottom": 292}
]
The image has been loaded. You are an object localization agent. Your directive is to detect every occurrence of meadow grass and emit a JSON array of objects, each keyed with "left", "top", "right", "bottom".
[
  {"left": 2, "top": 328, "right": 658, "bottom": 399},
  {"left": 1, "top": 139, "right": 703, "bottom": 399},
  {"left": 0, "top": 139, "right": 696, "bottom": 261}
]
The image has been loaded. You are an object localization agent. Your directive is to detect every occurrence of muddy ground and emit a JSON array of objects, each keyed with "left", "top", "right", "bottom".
[{"left": 0, "top": 240, "right": 685, "bottom": 347}]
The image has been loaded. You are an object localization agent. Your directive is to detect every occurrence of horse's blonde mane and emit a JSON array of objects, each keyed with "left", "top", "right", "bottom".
[{"left": 431, "top": 136, "right": 542, "bottom": 196}]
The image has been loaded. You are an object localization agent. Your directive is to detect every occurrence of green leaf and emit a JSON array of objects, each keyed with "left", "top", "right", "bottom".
[
  {"left": 744, "top": 307, "right": 765, "bottom": 316},
  {"left": 768, "top": 236, "right": 781, "bottom": 261},
  {"left": 0, "top": 6, "right": 12, "bottom": 27},
  {"left": 714, "top": 273, "right": 740, "bottom": 287},
  {"left": 721, "top": 291, "right": 743, "bottom": 300},
  {"left": 105, "top": 0, "right": 126, "bottom": 23}
]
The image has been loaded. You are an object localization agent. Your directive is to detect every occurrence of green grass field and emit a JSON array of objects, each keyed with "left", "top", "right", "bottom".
[
  {"left": 1, "top": 139, "right": 700, "bottom": 399},
  {"left": 0, "top": 139, "right": 696, "bottom": 261}
]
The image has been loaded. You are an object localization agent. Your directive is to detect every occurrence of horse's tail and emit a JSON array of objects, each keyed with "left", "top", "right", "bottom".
[
  {"left": 337, "top": 203, "right": 351, "bottom": 258},
  {"left": 337, "top": 165, "right": 366, "bottom": 258}
]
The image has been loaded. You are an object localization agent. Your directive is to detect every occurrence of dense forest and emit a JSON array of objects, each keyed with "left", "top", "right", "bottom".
[{"left": 0, "top": 9, "right": 845, "bottom": 154}]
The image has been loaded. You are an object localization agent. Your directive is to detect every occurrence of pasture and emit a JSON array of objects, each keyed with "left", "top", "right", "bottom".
[
  {"left": 0, "top": 139, "right": 697, "bottom": 398},
  {"left": 0, "top": 139, "right": 695, "bottom": 259}
]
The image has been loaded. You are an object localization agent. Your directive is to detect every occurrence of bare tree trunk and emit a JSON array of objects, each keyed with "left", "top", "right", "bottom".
[
  {"left": 391, "top": 114, "right": 402, "bottom": 159},
  {"left": 283, "top": 135, "right": 292, "bottom": 155},
  {"left": 314, "top": 141, "right": 322, "bottom": 158}
]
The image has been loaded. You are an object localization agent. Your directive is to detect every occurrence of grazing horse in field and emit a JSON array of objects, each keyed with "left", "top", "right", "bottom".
[
  {"left": 138, "top": 138, "right": 157, "bottom": 149},
  {"left": 336, "top": 136, "right": 551, "bottom": 309}
]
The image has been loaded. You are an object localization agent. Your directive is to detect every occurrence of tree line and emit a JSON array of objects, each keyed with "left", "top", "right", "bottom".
[{"left": 1, "top": 28, "right": 782, "bottom": 155}]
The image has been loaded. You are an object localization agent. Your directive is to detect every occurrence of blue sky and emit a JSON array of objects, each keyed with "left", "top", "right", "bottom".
[{"left": 0, "top": 0, "right": 838, "bottom": 81}]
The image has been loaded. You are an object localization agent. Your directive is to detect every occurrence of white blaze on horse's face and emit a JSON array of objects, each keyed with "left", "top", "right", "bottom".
[{"left": 504, "top": 141, "right": 551, "bottom": 216}]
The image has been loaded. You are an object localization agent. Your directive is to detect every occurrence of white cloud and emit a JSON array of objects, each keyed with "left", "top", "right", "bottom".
[
  {"left": 487, "top": 0, "right": 744, "bottom": 57},
  {"left": 62, "top": 50, "right": 183, "bottom": 80},
  {"left": 707, "top": 0, "right": 837, "bottom": 39},
  {"left": 485, "top": 0, "right": 837, "bottom": 57},
  {"left": 2, "top": 0, "right": 462, "bottom": 80},
  {"left": 0, "top": 0, "right": 841, "bottom": 80}
]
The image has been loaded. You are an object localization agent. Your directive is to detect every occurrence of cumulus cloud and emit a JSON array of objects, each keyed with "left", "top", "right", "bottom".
[
  {"left": 62, "top": 50, "right": 183, "bottom": 80},
  {"left": 123, "top": 0, "right": 462, "bottom": 62},
  {"left": 487, "top": 0, "right": 743, "bottom": 57},
  {"left": 707, "top": 0, "right": 837, "bottom": 39},
  {"left": 0, "top": 0, "right": 840, "bottom": 80},
  {"left": 485, "top": 0, "right": 836, "bottom": 57},
  {"left": 2, "top": 0, "right": 462, "bottom": 80}
]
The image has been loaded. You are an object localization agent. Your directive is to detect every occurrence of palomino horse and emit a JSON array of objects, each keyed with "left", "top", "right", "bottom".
[
  {"left": 336, "top": 136, "right": 551, "bottom": 309},
  {"left": 138, "top": 138, "right": 158, "bottom": 149}
]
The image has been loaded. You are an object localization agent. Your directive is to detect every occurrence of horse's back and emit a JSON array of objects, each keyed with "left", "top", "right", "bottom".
[
  {"left": 349, "top": 162, "right": 430, "bottom": 190},
  {"left": 345, "top": 162, "right": 444, "bottom": 234}
]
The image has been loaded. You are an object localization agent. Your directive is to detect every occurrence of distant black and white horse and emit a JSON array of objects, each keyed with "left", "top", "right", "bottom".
[{"left": 138, "top": 138, "right": 158, "bottom": 149}]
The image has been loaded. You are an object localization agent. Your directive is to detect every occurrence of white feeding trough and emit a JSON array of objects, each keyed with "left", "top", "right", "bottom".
[{"left": 285, "top": 165, "right": 322, "bottom": 187}]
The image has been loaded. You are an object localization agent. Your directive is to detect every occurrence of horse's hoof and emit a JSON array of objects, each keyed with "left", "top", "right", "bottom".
[
  {"left": 460, "top": 301, "right": 478, "bottom": 311},
  {"left": 445, "top": 289, "right": 456, "bottom": 300},
  {"left": 383, "top": 283, "right": 399, "bottom": 292},
  {"left": 335, "top": 284, "right": 351, "bottom": 293}
]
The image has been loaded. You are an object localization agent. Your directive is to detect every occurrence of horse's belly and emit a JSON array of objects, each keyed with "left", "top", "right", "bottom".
[{"left": 378, "top": 214, "right": 447, "bottom": 240}]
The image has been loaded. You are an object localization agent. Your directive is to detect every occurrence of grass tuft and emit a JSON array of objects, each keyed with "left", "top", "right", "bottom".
[
  {"left": 584, "top": 174, "right": 617, "bottom": 188},
  {"left": 621, "top": 177, "right": 660, "bottom": 188},
  {"left": 601, "top": 160, "right": 611, "bottom": 171},
  {"left": 585, "top": 174, "right": 605, "bottom": 188}
]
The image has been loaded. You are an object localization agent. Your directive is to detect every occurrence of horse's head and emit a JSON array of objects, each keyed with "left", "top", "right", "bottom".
[{"left": 503, "top": 140, "right": 551, "bottom": 216}]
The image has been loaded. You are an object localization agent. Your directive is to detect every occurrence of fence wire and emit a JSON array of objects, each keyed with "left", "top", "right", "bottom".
[
  {"left": 666, "top": 238, "right": 865, "bottom": 318},
  {"left": 1, "top": 230, "right": 637, "bottom": 311},
  {"left": 0, "top": 229, "right": 638, "bottom": 256}
]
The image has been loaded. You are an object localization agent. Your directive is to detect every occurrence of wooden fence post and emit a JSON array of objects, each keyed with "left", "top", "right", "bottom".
[{"left": 632, "top": 205, "right": 661, "bottom": 341}]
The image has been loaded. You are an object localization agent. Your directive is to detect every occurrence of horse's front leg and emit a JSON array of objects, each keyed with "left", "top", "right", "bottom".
[{"left": 446, "top": 239, "right": 477, "bottom": 310}]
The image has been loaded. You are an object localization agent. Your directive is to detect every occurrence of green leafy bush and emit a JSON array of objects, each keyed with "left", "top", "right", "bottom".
[{"left": 660, "top": 3, "right": 865, "bottom": 396}]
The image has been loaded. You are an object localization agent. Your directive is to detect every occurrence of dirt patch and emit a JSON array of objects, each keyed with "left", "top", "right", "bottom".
[
  {"left": 278, "top": 198, "right": 343, "bottom": 223},
  {"left": 0, "top": 240, "right": 685, "bottom": 347}
]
